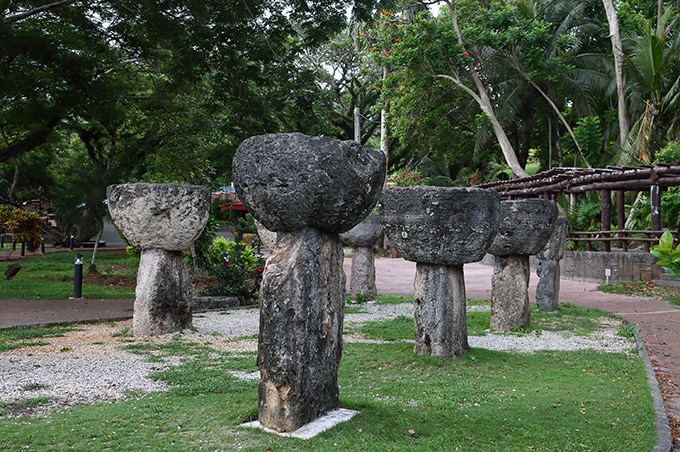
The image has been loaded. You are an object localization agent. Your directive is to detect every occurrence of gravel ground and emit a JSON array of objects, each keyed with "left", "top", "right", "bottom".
[{"left": 0, "top": 303, "right": 633, "bottom": 417}]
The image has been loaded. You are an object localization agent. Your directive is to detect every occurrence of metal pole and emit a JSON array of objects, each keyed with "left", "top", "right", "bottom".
[
  {"left": 20, "top": 242, "right": 25, "bottom": 257},
  {"left": 73, "top": 253, "right": 83, "bottom": 299},
  {"left": 41, "top": 237, "right": 45, "bottom": 254},
  {"left": 1, "top": 234, "right": 5, "bottom": 248},
  {"left": 69, "top": 235, "right": 74, "bottom": 251},
  {"left": 354, "top": 107, "right": 361, "bottom": 143}
]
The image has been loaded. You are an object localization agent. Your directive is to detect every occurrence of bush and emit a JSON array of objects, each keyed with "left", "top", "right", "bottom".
[
  {"left": 0, "top": 206, "right": 44, "bottom": 251},
  {"left": 655, "top": 141, "right": 680, "bottom": 164},
  {"left": 202, "top": 235, "right": 264, "bottom": 304}
]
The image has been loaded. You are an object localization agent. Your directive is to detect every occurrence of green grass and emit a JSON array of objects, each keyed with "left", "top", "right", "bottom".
[
  {"left": 0, "top": 250, "right": 137, "bottom": 299},
  {"left": 375, "top": 294, "right": 412, "bottom": 304},
  {"left": 0, "top": 325, "right": 77, "bottom": 352},
  {"left": 358, "top": 303, "right": 616, "bottom": 341},
  {"left": 598, "top": 280, "right": 680, "bottom": 307},
  {"left": 0, "top": 340, "right": 655, "bottom": 451},
  {"left": 345, "top": 306, "right": 367, "bottom": 314}
]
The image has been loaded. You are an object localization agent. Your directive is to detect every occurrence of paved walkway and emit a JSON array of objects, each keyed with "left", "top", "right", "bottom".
[{"left": 1, "top": 257, "right": 679, "bottom": 447}]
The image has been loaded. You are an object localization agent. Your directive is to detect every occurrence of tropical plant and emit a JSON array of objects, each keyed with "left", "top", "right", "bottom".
[{"left": 650, "top": 229, "right": 680, "bottom": 277}]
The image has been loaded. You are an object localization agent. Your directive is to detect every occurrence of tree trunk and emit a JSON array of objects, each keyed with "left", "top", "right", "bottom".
[
  {"left": 603, "top": 0, "right": 631, "bottom": 146},
  {"left": 443, "top": 0, "right": 528, "bottom": 178},
  {"left": 88, "top": 226, "right": 104, "bottom": 274},
  {"left": 8, "top": 158, "right": 20, "bottom": 204}
]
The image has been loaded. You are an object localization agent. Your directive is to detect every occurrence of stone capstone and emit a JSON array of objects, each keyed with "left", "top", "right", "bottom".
[
  {"left": 348, "top": 247, "right": 377, "bottom": 300},
  {"left": 488, "top": 199, "right": 558, "bottom": 257},
  {"left": 233, "top": 133, "right": 386, "bottom": 233},
  {"left": 413, "top": 263, "right": 468, "bottom": 359},
  {"left": 490, "top": 255, "right": 530, "bottom": 332},
  {"left": 380, "top": 186, "right": 500, "bottom": 265},
  {"left": 537, "top": 216, "right": 567, "bottom": 261},
  {"left": 134, "top": 249, "right": 193, "bottom": 336},
  {"left": 257, "top": 228, "right": 345, "bottom": 432},
  {"left": 107, "top": 183, "right": 210, "bottom": 250},
  {"left": 339, "top": 216, "right": 383, "bottom": 248}
]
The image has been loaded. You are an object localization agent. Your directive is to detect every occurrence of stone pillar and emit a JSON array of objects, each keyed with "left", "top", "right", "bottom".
[
  {"left": 413, "top": 263, "right": 467, "bottom": 359},
  {"left": 257, "top": 228, "right": 345, "bottom": 431},
  {"left": 107, "top": 183, "right": 210, "bottom": 337},
  {"left": 491, "top": 255, "right": 530, "bottom": 331},
  {"left": 488, "top": 199, "right": 558, "bottom": 332},
  {"left": 340, "top": 216, "right": 382, "bottom": 301},
  {"left": 134, "top": 249, "right": 192, "bottom": 336},
  {"left": 536, "top": 259, "right": 560, "bottom": 312},
  {"left": 350, "top": 247, "right": 376, "bottom": 300},
  {"left": 535, "top": 217, "right": 567, "bottom": 312},
  {"left": 232, "top": 133, "right": 386, "bottom": 432},
  {"left": 380, "top": 186, "right": 500, "bottom": 360}
]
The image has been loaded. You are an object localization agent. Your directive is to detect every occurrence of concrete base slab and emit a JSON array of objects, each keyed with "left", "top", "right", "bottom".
[{"left": 240, "top": 408, "right": 358, "bottom": 439}]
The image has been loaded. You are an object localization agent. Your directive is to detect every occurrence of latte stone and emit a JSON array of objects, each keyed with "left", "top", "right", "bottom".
[
  {"left": 488, "top": 199, "right": 558, "bottom": 331},
  {"left": 233, "top": 133, "right": 386, "bottom": 432},
  {"left": 340, "top": 215, "right": 383, "bottom": 301},
  {"left": 107, "top": 183, "right": 210, "bottom": 336},
  {"left": 380, "top": 186, "right": 500, "bottom": 359},
  {"left": 536, "top": 216, "right": 567, "bottom": 312}
]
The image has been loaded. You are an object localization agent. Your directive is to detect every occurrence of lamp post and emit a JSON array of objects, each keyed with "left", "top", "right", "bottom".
[{"left": 73, "top": 253, "right": 83, "bottom": 299}]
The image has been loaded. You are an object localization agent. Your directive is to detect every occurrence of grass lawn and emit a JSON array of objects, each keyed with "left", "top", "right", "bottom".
[
  {"left": 598, "top": 280, "right": 680, "bottom": 307},
  {"left": 357, "top": 302, "right": 614, "bottom": 341},
  {"left": 0, "top": 249, "right": 137, "bottom": 299},
  {"left": 0, "top": 304, "right": 656, "bottom": 451}
]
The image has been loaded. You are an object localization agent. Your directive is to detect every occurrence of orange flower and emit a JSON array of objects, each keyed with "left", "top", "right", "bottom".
[
  {"left": 360, "top": 33, "right": 365, "bottom": 37},
  {"left": 382, "top": 52, "right": 388, "bottom": 56},
  {"left": 395, "top": 39, "right": 401, "bottom": 42},
  {"left": 372, "top": 85, "right": 377, "bottom": 89},
  {"left": 463, "top": 51, "right": 469, "bottom": 56}
]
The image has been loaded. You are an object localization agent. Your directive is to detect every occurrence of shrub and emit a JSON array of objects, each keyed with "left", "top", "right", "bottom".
[{"left": 0, "top": 206, "right": 44, "bottom": 251}]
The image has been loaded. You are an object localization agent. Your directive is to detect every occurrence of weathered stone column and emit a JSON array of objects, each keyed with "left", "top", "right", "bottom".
[
  {"left": 380, "top": 187, "right": 500, "bottom": 359},
  {"left": 340, "top": 216, "right": 382, "bottom": 301},
  {"left": 488, "top": 199, "right": 557, "bottom": 332},
  {"left": 491, "top": 255, "right": 530, "bottom": 331},
  {"left": 414, "top": 263, "right": 467, "bottom": 359},
  {"left": 536, "top": 217, "right": 567, "bottom": 312},
  {"left": 107, "top": 183, "right": 210, "bottom": 336},
  {"left": 233, "top": 133, "right": 385, "bottom": 432}
]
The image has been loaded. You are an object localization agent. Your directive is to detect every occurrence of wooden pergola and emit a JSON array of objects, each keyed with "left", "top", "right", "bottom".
[{"left": 479, "top": 165, "right": 680, "bottom": 252}]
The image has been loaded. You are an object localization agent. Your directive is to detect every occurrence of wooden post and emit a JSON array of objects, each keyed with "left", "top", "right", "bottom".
[
  {"left": 601, "top": 189, "right": 611, "bottom": 252},
  {"left": 651, "top": 185, "right": 661, "bottom": 232},
  {"left": 354, "top": 107, "right": 360, "bottom": 144},
  {"left": 616, "top": 190, "right": 626, "bottom": 250}
]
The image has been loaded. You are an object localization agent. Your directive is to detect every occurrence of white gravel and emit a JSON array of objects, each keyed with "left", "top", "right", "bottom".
[{"left": 0, "top": 302, "right": 634, "bottom": 417}]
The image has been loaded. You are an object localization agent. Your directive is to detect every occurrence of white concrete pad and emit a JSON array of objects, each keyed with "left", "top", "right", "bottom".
[{"left": 240, "top": 408, "right": 359, "bottom": 439}]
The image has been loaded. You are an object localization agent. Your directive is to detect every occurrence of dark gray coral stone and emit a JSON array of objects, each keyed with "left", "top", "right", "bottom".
[
  {"left": 380, "top": 186, "right": 500, "bottom": 265},
  {"left": 232, "top": 133, "right": 386, "bottom": 233},
  {"left": 487, "top": 199, "right": 558, "bottom": 257}
]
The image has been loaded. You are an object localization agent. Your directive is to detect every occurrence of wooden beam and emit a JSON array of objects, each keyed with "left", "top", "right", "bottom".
[
  {"left": 616, "top": 190, "right": 626, "bottom": 251},
  {"left": 601, "top": 189, "right": 611, "bottom": 252}
]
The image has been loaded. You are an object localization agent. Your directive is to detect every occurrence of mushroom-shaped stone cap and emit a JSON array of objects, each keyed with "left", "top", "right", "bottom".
[
  {"left": 538, "top": 216, "right": 567, "bottom": 260},
  {"left": 380, "top": 186, "right": 500, "bottom": 265},
  {"left": 488, "top": 199, "right": 558, "bottom": 256},
  {"left": 107, "top": 183, "right": 210, "bottom": 251},
  {"left": 232, "top": 133, "right": 386, "bottom": 233},
  {"left": 340, "top": 215, "right": 383, "bottom": 248}
]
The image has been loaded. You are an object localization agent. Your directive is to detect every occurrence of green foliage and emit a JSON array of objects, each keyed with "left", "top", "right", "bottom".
[
  {"left": 650, "top": 230, "right": 680, "bottom": 278},
  {"left": 655, "top": 140, "right": 680, "bottom": 164},
  {"left": 567, "top": 196, "right": 601, "bottom": 232},
  {"left": 386, "top": 168, "right": 429, "bottom": 186},
  {"left": 201, "top": 236, "right": 264, "bottom": 304},
  {"left": 0, "top": 206, "right": 44, "bottom": 251}
]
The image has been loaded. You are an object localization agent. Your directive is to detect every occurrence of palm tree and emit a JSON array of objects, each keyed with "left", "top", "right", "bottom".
[{"left": 620, "top": 7, "right": 680, "bottom": 164}]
